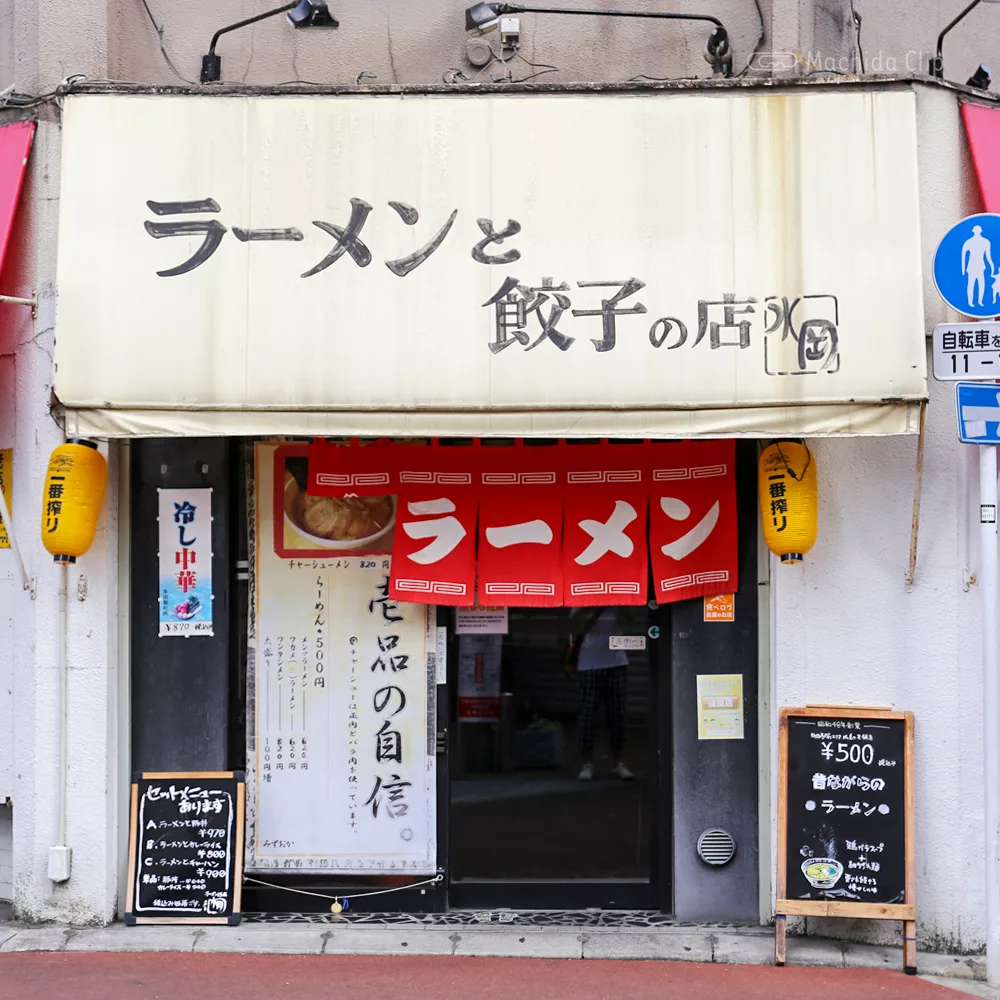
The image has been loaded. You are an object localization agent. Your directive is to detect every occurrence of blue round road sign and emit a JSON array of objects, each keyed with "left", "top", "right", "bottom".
[{"left": 934, "top": 213, "right": 1000, "bottom": 318}]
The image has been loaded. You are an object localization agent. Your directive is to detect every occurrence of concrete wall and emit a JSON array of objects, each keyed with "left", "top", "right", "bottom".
[
  {"left": 110, "top": 1, "right": 1000, "bottom": 91},
  {"left": 0, "top": 110, "right": 121, "bottom": 924},
  {"left": 765, "top": 84, "right": 989, "bottom": 955},
  {"left": 0, "top": 0, "right": 109, "bottom": 95},
  {"left": 0, "top": 355, "right": 14, "bottom": 803},
  {"left": 100, "top": 0, "right": 768, "bottom": 89},
  {"left": 1, "top": 0, "right": 1000, "bottom": 94},
  {"left": 773, "top": 368, "right": 985, "bottom": 953},
  {"left": 769, "top": 85, "right": 992, "bottom": 954}
]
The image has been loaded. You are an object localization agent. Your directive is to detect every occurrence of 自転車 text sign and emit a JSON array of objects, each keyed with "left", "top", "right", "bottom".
[{"left": 932, "top": 323, "right": 1000, "bottom": 381}]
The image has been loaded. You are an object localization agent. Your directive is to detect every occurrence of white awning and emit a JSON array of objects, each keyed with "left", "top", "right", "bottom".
[
  {"left": 62, "top": 402, "right": 920, "bottom": 440},
  {"left": 53, "top": 90, "right": 927, "bottom": 439}
]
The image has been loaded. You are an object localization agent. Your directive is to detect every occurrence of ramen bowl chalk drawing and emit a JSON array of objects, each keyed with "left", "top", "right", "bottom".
[{"left": 801, "top": 857, "right": 844, "bottom": 890}]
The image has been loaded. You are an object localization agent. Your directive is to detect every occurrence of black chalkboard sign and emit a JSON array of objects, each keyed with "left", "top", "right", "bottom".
[
  {"left": 785, "top": 714, "right": 906, "bottom": 903},
  {"left": 125, "top": 771, "right": 245, "bottom": 925},
  {"left": 775, "top": 708, "right": 915, "bottom": 973}
]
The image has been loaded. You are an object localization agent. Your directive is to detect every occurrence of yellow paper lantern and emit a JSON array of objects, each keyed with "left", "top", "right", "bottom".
[
  {"left": 759, "top": 440, "right": 817, "bottom": 564},
  {"left": 41, "top": 439, "right": 108, "bottom": 563}
]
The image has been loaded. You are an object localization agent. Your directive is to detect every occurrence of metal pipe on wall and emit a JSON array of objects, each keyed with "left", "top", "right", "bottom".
[
  {"left": 980, "top": 443, "right": 999, "bottom": 985},
  {"left": 47, "top": 562, "right": 71, "bottom": 882},
  {"left": 904, "top": 402, "right": 928, "bottom": 588},
  {"left": 58, "top": 564, "right": 67, "bottom": 847}
]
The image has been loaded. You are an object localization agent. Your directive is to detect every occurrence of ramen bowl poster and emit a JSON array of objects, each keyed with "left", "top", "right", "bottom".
[{"left": 275, "top": 443, "right": 395, "bottom": 558}]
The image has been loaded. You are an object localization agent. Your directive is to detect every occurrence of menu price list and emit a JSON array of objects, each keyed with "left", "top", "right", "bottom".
[{"left": 125, "top": 772, "right": 245, "bottom": 925}]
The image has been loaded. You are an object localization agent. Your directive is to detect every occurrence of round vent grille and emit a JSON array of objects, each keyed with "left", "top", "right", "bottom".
[{"left": 697, "top": 828, "right": 736, "bottom": 866}]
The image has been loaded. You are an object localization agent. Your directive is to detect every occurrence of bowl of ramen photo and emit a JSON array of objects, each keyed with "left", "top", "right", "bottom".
[
  {"left": 284, "top": 474, "right": 395, "bottom": 551},
  {"left": 800, "top": 857, "right": 844, "bottom": 890}
]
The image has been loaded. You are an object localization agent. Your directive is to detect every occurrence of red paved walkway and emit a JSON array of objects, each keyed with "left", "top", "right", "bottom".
[{"left": 0, "top": 953, "right": 977, "bottom": 1000}]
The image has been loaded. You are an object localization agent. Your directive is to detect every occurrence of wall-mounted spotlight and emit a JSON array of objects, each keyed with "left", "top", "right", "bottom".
[
  {"left": 968, "top": 63, "right": 993, "bottom": 89},
  {"left": 287, "top": 0, "right": 337, "bottom": 27},
  {"left": 929, "top": 0, "right": 1000, "bottom": 80},
  {"left": 201, "top": 1, "right": 338, "bottom": 84},
  {"left": 466, "top": 2, "right": 503, "bottom": 32},
  {"left": 464, "top": 2, "right": 733, "bottom": 76}
]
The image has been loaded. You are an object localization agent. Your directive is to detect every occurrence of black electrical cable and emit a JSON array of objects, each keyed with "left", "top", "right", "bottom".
[
  {"left": 0, "top": 74, "right": 87, "bottom": 109},
  {"left": 138, "top": 0, "right": 199, "bottom": 85},
  {"left": 849, "top": 0, "right": 865, "bottom": 74},
  {"left": 508, "top": 44, "right": 559, "bottom": 83},
  {"left": 735, "top": 0, "right": 766, "bottom": 77},
  {"left": 627, "top": 0, "right": 765, "bottom": 82},
  {"left": 444, "top": 41, "right": 560, "bottom": 85}
]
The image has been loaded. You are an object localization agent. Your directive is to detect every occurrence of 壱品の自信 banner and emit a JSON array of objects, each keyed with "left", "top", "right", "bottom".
[{"left": 247, "top": 443, "right": 436, "bottom": 874}]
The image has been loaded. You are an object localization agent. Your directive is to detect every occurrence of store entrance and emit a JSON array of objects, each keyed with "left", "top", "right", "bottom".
[{"left": 446, "top": 603, "right": 669, "bottom": 910}]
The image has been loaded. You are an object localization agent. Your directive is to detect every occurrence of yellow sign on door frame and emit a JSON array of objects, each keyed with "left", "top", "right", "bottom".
[{"left": 0, "top": 448, "right": 12, "bottom": 549}]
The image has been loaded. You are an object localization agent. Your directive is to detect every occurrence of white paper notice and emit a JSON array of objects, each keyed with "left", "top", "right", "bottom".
[
  {"left": 248, "top": 443, "right": 436, "bottom": 874},
  {"left": 454, "top": 607, "right": 508, "bottom": 635},
  {"left": 609, "top": 635, "right": 646, "bottom": 651},
  {"left": 696, "top": 674, "right": 745, "bottom": 740},
  {"left": 435, "top": 626, "right": 448, "bottom": 685}
]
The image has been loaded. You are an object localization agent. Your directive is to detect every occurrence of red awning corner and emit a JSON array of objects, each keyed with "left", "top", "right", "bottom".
[
  {"left": 0, "top": 119, "right": 35, "bottom": 282},
  {"left": 962, "top": 101, "right": 1000, "bottom": 213}
]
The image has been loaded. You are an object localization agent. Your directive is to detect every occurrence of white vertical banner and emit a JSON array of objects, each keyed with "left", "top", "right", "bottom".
[
  {"left": 247, "top": 443, "right": 435, "bottom": 874},
  {"left": 158, "top": 487, "right": 214, "bottom": 637}
]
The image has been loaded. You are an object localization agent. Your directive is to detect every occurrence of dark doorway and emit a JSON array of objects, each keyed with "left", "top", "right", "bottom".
[{"left": 447, "top": 603, "right": 670, "bottom": 910}]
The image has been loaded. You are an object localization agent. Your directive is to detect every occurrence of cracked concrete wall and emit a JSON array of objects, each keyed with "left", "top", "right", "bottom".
[
  {"left": 769, "top": 86, "right": 988, "bottom": 955},
  {"left": 103, "top": 0, "right": 765, "bottom": 88},
  {"left": 773, "top": 374, "right": 986, "bottom": 954},
  {"left": 0, "top": 0, "right": 110, "bottom": 94},
  {"left": 0, "top": 108, "right": 120, "bottom": 925},
  {"left": 0, "top": 1, "right": 994, "bottom": 92}
]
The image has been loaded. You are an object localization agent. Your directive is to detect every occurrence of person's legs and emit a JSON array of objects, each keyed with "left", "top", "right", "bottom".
[
  {"left": 605, "top": 666, "right": 633, "bottom": 779},
  {"left": 577, "top": 670, "right": 600, "bottom": 779}
]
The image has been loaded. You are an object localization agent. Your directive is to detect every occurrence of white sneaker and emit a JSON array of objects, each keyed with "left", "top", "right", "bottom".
[
  {"left": 578, "top": 762, "right": 594, "bottom": 781},
  {"left": 613, "top": 761, "right": 635, "bottom": 781}
]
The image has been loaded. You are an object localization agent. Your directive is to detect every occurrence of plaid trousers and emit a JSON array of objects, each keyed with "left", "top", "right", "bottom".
[{"left": 577, "top": 666, "right": 627, "bottom": 756}]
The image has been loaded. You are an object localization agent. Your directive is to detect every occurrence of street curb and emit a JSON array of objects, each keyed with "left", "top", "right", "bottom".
[{"left": 0, "top": 922, "right": 987, "bottom": 979}]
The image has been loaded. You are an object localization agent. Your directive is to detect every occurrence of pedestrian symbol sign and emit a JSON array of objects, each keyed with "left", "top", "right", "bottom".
[
  {"left": 934, "top": 213, "right": 1000, "bottom": 318},
  {"left": 955, "top": 381, "right": 1000, "bottom": 442}
]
